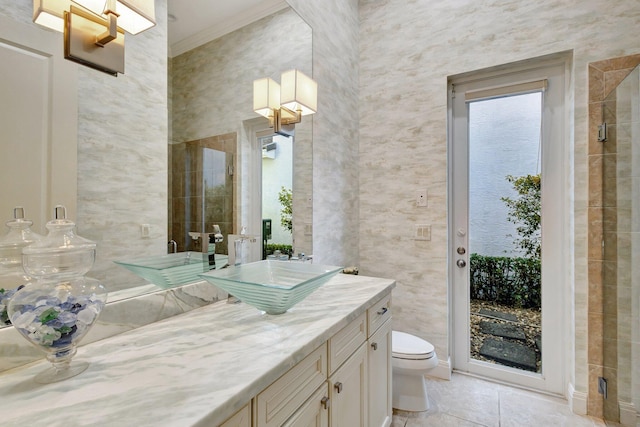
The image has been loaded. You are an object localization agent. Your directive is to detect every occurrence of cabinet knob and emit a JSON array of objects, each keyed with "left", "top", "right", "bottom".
[
  {"left": 377, "top": 307, "right": 388, "bottom": 316},
  {"left": 334, "top": 382, "right": 343, "bottom": 393},
  {"left": 371, "top": 342, "right": 378, "bottom": 351},
  {"left": 321, "top": 396, "right": 330, "bottom": 409}
]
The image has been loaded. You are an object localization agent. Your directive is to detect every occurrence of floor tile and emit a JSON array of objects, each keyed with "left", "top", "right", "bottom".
[{"left": 390, "top": 373, "right": 616, "bottom": 427}]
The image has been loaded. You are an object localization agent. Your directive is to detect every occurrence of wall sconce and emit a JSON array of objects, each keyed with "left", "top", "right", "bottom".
[
  {"left": 32, "top": 0, "right": 155, "bottom": 76},
  {"left": 253, "top": 70, "right": 317, "bottom": 134}
]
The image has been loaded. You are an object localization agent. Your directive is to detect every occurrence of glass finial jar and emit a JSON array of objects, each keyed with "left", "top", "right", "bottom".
[
  {"left": 0, "top": 207, "right": 42, "bottom": 324},
  {"left": 7, "top": 206, "right": 107, "bottom": 383}
]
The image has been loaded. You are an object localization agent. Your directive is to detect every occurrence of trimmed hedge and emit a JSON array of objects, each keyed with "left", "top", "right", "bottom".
[
  {"left": 469, "top": 253, "right": 541, "bottom": 309},
  {"left": 265, "top": 244, "right": 293, "bottom": 257}
]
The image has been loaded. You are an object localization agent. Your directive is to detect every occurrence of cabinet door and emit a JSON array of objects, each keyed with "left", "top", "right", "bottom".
[
  {"left": 220, "top": 404, "right": 251, "bottom": 427},
  {"left": 368, "top": 319, "right": 392, "bottom": 427},
  {"left": 330, "top": 343, "right": 368, "bottom": 427},
  {"left": 283, "top": 383, "right": 329, "bottom": 427}
]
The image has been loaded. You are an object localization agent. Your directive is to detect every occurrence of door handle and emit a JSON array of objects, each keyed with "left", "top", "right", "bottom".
[
  {"left": 456, "top": 259, "right": 466, "bottom": 268},
  {"left": 334, "top": 382, "right": 343, "bottom": 393},
  {"left": 371, "top": 342, "right": 378, "bottom": 351},
  {"left": 321, "top": 396, "right": 330, "bottom": 409}
]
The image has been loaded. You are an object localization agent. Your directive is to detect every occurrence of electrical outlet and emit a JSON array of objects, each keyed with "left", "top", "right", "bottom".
[
  {"left": 415, "top": 224, "right": 431, "bottom": 241},
  {"left": 416, "top": 190, "right": 428, "bottom": 207},
  {"left": 141, "top": 224, "right": 151, "bottom": 238}
]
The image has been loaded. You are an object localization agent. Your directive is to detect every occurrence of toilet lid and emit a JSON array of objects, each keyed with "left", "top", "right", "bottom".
[{"left": 392, "top": 331, "right": 435, "bottom": 360}]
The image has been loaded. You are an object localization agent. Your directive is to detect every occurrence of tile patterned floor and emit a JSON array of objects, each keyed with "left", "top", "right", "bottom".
[{"left": 392, "top": 373, "right": 624, "bottom": 427}]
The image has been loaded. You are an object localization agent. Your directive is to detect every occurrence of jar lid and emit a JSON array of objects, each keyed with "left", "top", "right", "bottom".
[
  {"left": 0, "top": 207, "right": 43, "bottom": 268},
  {"left": 22, "top": 206, "right": 96, "bottom": 279}
]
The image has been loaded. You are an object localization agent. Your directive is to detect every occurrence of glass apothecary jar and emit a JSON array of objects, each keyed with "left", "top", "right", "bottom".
[
  {"left": 7, "top": 206, "right": 107, "bottom": 383},
  {"left": 0, "top": 207, "right": 42, "bottom": 325}
]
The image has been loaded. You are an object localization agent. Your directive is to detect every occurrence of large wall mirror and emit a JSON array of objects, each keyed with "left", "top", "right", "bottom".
[
  {"left": 169, "top": 4, "right": 313, "bottom": 267},
  {"left": 0, "top": 2, "right": 312, "bottom": 329}
]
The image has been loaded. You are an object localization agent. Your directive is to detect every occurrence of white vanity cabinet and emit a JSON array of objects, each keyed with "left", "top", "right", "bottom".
[
  {"left": 226, "top": 292, "right": 392, "bottom": 427},
  {"left": 329, "top": 343, "right": 368, "bottom": 426},
  {"left": 220, "top": 404, "right": 251, "bottom": 427},
  {"left": 367, "top": 296, "right": 392, "bottom": 427},
  {"left": 255, "top": 344, "right": 328, "bottom": 427}
]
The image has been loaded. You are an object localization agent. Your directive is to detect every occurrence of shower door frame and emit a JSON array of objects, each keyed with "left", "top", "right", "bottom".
[{"left": 448, "top": 56, "right": 570, "bottom": 395}]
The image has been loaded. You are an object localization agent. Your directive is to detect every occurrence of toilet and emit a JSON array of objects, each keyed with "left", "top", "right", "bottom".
[{"left": 392, "top": 330, "right": 438, "bottom": 412}]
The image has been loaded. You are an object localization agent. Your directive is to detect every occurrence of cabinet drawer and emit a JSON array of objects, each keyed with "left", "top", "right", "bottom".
[
  {"left": 256, "top": 343, "right": 327, "bottom": 427},
  {"left": 329, "top": 312, "right": 366, "bottom": 374},
  {"left": 367, "top": 295, "right": 391, "bottom": 337}
]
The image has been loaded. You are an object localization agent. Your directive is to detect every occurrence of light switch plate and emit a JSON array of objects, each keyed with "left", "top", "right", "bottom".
[{"left": 415, "top": 224, "right": 431, "bottom": 241}]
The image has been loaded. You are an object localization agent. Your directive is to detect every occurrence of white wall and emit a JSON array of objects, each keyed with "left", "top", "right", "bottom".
[{"left": 469, "top": 94, "right": 541, "bottom": 257}]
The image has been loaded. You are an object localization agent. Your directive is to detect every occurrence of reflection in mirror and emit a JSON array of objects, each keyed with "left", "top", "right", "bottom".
[
  {"left": 170, "top": 5, "right": 312, "bottom": 271},
  {"left": 0, "top": 4, "right": 312, "bottom": 329},
  {"left": 261, "top": 133, "right": 293, "bottom": 257}
]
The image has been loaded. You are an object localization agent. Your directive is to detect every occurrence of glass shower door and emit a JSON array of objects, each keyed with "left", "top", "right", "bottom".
[{"left": 600, "top": 65, "right": 640, "bottom": 422}]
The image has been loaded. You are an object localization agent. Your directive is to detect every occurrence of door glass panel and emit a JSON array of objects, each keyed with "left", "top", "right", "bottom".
[
  {"left": 261, "top": 134, "right": 293, "bottom": 259},
  {"left": 468, "top": 92, "right": 542, "bottom": 373}
]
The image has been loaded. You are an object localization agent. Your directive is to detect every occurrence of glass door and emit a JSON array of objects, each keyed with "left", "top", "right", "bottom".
[{"left": 450, "top": 60, "right": 566, "bottom": 394}]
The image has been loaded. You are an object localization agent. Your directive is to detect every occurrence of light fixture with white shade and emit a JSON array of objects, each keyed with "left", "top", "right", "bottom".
[
  {"left": 32, "top": 0, "right": 156, "bottom": 76},
  {"left": 254, "top": 69, "right": 317, "bottom": 134}
]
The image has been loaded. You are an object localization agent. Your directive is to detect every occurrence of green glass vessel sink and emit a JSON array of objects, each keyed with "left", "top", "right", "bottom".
[
  {"left": 199, "top": 260, "right": 343, "bottom": 314},
  {"left": 115, "top": 252, "right": 228, "bottom": 288}
]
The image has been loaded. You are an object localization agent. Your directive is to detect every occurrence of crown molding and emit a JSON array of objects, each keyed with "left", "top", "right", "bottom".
[{"left": 169, "top": 0, "right": 288, "bottom": 58}]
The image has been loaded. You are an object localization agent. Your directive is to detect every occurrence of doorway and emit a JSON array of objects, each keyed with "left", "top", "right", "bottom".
[
  {"left": 260, "top": 132, "right": 294, "bottom": 259},
  {"left": 449, "top": 58, "right": 567, "bottom": 394}
]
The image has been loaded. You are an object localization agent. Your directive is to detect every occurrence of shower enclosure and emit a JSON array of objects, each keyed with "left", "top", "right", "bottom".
[
  {"left": 588, "top": 56, "right": 640, "bottom": 425},
  {"left": 169, "top": 133, "right": 236, "bottom": 257}
]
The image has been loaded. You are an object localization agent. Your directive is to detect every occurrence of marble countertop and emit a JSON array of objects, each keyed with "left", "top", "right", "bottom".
[{"left": 1, "top": 273, "right": 395, "bottom": 427}]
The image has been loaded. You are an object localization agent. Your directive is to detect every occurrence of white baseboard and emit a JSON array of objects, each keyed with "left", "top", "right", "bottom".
[
  {"left": 568, "top": 382, "right": 587, "bottom": 415},
  {"left": 618, "top": 401, "right": 638, "bottom": 426},
  {"left": 427, "top": 356, "right": 451, "bottom": 381}
]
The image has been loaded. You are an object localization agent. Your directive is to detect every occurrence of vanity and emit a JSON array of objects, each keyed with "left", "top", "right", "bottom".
[{"left": 0, "top": 273, "right": 394, "bottom": 427}]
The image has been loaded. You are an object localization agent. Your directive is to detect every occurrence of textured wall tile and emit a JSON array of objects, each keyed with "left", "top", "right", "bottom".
[{"left": 359, "top": 0, "right": 640, "bottom": 397}]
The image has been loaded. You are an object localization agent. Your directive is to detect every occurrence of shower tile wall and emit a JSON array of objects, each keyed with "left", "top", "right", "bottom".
[
  {"left": 587, "top": 54, "right": 640, "bottom": 421},
  {"left": 170, "top": 133, "right": 237, "bottom": 254}
]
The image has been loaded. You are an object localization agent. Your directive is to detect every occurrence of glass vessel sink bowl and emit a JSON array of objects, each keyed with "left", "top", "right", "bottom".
[
  {"left": 114, "top": 252, "right": 229, "bottom": 288},
  {"left": 199, "top": 260, "right": 343, "bottom": 314}
]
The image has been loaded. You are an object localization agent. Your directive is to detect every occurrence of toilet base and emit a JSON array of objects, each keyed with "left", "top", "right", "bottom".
[{"left": 392, "top": 371, "right": 430, "bottom": 412}]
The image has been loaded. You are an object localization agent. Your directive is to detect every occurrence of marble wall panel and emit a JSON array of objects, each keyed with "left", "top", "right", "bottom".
[
  {"left": 359, "top": 0, "right": 640, "bottom": 402},
  {"left": 286, "top": 0, "right": 360, "bottom": 266},
  {"left": 75, "top": 1, "right": 169, "bottom": 293}
]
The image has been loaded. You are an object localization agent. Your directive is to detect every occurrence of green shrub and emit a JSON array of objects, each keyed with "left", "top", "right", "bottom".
[
  {"left": 469, "top": 253, "right": 541, "bottom": 309},
  {"left": 501, "top": 174, "right": 541, "bottom": 258},
  {"left": 265, "top": 244, "right": 293, "bottom": 256}
]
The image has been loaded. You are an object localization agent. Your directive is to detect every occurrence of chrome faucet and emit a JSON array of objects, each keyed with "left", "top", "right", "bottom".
[{"left": 168, "top": 240, "right": 178, "bottom": 254}]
